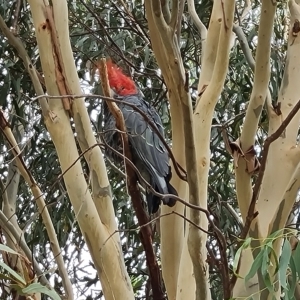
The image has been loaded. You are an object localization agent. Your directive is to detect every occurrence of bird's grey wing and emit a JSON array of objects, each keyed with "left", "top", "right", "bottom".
[{"left": 119, "top": 97, "right": 169, "bottom": 178}]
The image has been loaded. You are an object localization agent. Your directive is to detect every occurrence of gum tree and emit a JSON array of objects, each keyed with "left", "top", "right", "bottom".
[{"left": 0, "top": 0, "right": 299, "bottom": 300}]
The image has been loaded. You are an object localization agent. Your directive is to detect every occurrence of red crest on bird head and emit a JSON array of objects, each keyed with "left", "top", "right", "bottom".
[{"left": 106, "top": 60, "right": 137, "bottom": 96}]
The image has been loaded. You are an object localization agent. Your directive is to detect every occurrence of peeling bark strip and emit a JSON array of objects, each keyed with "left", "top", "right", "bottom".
[
  {"left": 43, "top": 6, "right": 72, "bottom": 113},
  {"left": 292, "top": 19, "right": 300, "bottom": 36},
  {"left": 0, "top": 109, "right": 9, "bottom": 129},
  {"left": 229, "top": 139, "right": 260, "bottom": 174}
]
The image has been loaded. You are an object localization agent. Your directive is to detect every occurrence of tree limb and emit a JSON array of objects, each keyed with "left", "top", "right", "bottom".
[
  {"left": 236, "top": 0, "right": 276, "bottom": 222},
  {"left": 0, "top": 110, "right": 74, "bottom": 300},
  {"left": 232, "top": 24, "right": 255, "bottom": 71},
  {"left": 0, "top": 14, "right": 49, "bottom": 115},
  {"left": 187, "top": 0, "right": 207, "bottom": 56},
  {"left": 98, "top": 58, "right": 165, "bottom": 300}
]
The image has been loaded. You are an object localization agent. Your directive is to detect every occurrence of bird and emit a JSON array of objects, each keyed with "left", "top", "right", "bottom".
[{"left": 102, "top": 60, "right": 177, "bottom": 214}]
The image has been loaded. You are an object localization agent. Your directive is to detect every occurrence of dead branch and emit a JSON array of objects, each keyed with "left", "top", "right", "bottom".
[{"left": 98, "top": 58, "right": 165, "bottom": 300}]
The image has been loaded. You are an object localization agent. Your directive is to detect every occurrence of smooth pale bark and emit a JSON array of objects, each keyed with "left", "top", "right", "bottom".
[
  {"left": 160, "top": 101, "right": 187, "bottom": 300},
  {"left": 187, "top": 0, "right": 207, "bottom": 54},
  {"left": 0, "top": 14, "right": 73, "bottom": 297},
  {"left": 233, "top": 248, "right": 259, "bottom": 299},
  {"left": 145, "top": 0, "right": 210, "bottom": 297},
  {"left": 27, "top": 1, "right": 134, "bottom": 299},
  {"left": 51, "top": 0, "right": 121, "bottom": 248},
  {"left": 2, "top": 146, "right": 22, "bottom": 269},
  {"left": 236, "top": 0, "right": 276, "bottom": 219},
  {"left": 176, "top": 212, "right": 195, "bottom": 300},
  {"left": 146, "top": 0, "right": 234, "bottom": 299},
  {"left": 196, "top": 1, "right": 222, "bottom": 95},
  {"left": 252, "top": 3, "right": 300, "bottom": 298},
  {"left": 234, "top": 1, "right": 300, "bottom": 299},
  {"left": 144, "top": 3, "right": 187, "bottom": 299},
  {"left": 189, "top": 2, "right": 235, "bottom": 299},
  {"left": 192, "top": 2, "right": 234, "bottom": 300},
  {"left": 233, "top": 1, "right": 276, "bottom": 296},
  {"left": 145, "top": 0, "right": 236, "bottom": 298}
]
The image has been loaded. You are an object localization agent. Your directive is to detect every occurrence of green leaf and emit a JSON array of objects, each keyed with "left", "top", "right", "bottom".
[
  {"left": 0, "top": 261, "right": 26, "bottom": 285},
  {"left": 233, "top": 237, "right": 252, "bottom": 273},
  {"left": 144, "top": 45, "right": 150, "bottom": 67},
  {"left": 22, "top": 283, "right": 61, "bottom": 300},
  {"left": 287, "top": 256, "right": 297, "bottom": 299},
  {"left": 265, "top": 230, "right": 282, "bottom": 245},
  {"left": 10, "top": 284, "right": 26, "bottom": 295},
  {"left": 292, "top": 242, "right": 300, "bottom": 277},
  {"left": 0, "top": 244, "right": 20, "bottom": 256},
  {"left": 245, "top": 249, "right": 264, "bottom": 283},
  {"left": 279, "top": 240, "right": 291, "bottom": 289},
  {"left": 261, "top": 246, "right": 270, "bottom": 277},
  {"left": 263, "top": 272, "right": 273, "bottom": 293}
]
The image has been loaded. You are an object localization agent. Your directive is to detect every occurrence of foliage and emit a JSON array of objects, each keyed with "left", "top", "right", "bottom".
[{"left": 0, "top": 0, "right": 298, "bottom": 299}]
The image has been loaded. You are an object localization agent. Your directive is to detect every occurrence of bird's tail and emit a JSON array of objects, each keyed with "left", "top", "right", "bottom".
[
  {"left": 147, "top": 167, "right": 177, "bottom": 214},
  {"left": 163, "top": 167, "right": 177, "bottom": 207}
]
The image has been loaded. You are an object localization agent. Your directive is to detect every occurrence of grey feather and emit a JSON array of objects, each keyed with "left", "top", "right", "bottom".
[{"left": 103, "top": 93, "right": 177, "bottom": 214}]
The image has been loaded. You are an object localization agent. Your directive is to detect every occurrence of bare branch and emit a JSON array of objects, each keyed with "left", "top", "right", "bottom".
[
  {"left": 252, "top": 99, "right": 300, "bottom": 218},
  {"left": 0, "top": 209, "right": 51, "bottom": 288},
  {"left": 187, "top": 0, "right": 207, "bottom": 54},
  {"left": 0, "top": 15, "right": 49, "bottom": 115},
  {"left": 11, "top": 0, "right": 22, "bottom": 33},
  {"left": 240, "top": 0, "right": 276, "bottom": 150},
  {"left": 98, "top": 58, "right": 165, "bottom": 300},
  {"left": 0, "top": 111, "right": 74, "bottom": 299},
  {"left": 170, "top": 0, "right": 179, "bottom": 32},
  {"left": 176, "top": 0, "right": 185, "bottom": 40},
  {"left": 161, "top": 0, "right": 171, "bottom": 23},
  {"left": 232, "top": 24, "right": 255, "bottom": 71},
  {"left": 236, "top": 0, "right": 276, "bottom": 222}
]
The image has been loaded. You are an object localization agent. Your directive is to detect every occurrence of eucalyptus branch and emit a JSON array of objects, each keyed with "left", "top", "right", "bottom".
[
  {"left": 240, "top": 0, "right": 276, "bottom": 150},
  {"left": 0, "top": 209, "right": 51, "bottom": 288},
  {"left": 176, "top": 0, "right": 185, "bottom": 40},
  {"left": 231, "top": 99, "right": 300, "bottom": 290},
  {"left": 170, "top": 0, "right": 179, "bottom": 31},
  {"left": 0, "top": 15, "right": 49, "bottom": 114},
  {"left": 235, "top": 0, "right": 276, "bottom": 223},
  {"left": 11, "top": 0, "right": 22, "bottom": 33},
  {"left": 161, "top": 0, "right": 171, "bottom": 23},
  {"left": 232, "top": 24, "right": 255, "bottom": 71},
  {"left": 0, "top": 111, "right": 73, "bottom": 299},
  {"left": 187, "top": 0, "right": 207, "bottom": 54},
  {"left": 252, "top": 99, "right": 300, "bottom": 217}
]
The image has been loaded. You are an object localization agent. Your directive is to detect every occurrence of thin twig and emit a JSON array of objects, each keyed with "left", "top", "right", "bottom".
[
  {"left": 11, "top": 0, "right": 22, "bottom": 33},
  {"left": 100, "top": 210, "right": 211, "bottom": 252},
  {"left": 232, "top": 24, "right": 255, "bottom": 71}
]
